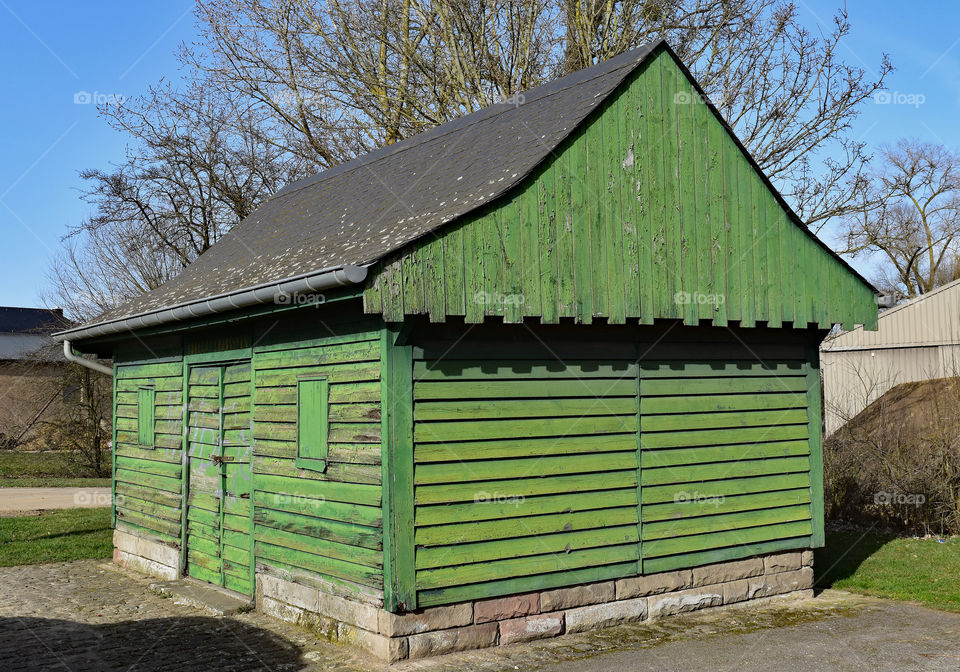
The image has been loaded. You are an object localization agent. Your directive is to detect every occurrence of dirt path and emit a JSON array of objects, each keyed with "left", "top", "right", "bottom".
[{"left": 0, "top": 487, "right": 111, "bottom": 513}]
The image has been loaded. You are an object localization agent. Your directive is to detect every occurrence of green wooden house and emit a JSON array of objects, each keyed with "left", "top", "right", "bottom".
[{"left": 57, "top": 40, "right": 877, "bottom": 661}]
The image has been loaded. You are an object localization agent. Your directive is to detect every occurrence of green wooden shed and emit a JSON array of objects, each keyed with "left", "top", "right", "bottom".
[{"left": 57, "top": 40, "right": 878, "bottom": 661}]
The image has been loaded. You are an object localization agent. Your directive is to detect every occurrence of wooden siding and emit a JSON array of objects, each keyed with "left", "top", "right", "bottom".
[
  {"left": 114, "top": 356, "right": 184, "bottom": 543},
  {"left": 411, "top": 350, "right": 640, "bottom": 607},
  {"left": 638, "top": 360, "right": 815, "bottom": 573},
  {"left": 250, "top": 316, "right": 385, "bottom": 600},
  {"left": 364, "top": 48, "right": 877, "bottom": 331}
]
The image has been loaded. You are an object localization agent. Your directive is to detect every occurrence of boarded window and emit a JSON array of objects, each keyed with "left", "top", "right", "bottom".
[
  {"left": 137, "top": 387, "right": 155, "bottom": 447},
  {"left": 297, "top": 378, "right": 329, "bottom": 471}
]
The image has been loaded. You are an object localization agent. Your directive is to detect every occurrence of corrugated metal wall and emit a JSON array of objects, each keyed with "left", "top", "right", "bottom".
[{"left": 821, "top": 279, "right": 960, "bottom": 434}]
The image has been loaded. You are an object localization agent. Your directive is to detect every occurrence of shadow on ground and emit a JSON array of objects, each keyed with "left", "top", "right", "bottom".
[
  {"left": 0, "top": 615, "right": 306, "bottom": 671},
  {"left": 813, "top": 529, "right": 889, "bottom": 591}
]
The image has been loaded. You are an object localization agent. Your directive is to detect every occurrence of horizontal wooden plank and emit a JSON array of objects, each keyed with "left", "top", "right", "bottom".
[
  {"left": 642, "top": 520, "right": 813, "bottom": 558},
  {"left": 253, "top": 457, "right": 381, "bottom": 485},
  {"left": 642, "top": 536, "right": 811, "bottom": 573},
  {"left": 416, "top": 506, "right": 638, "bottom": 546},
  {"left": 642, "top": 392, "right": 807, "bottom": 415},
  {"left": 255, "top": 534, "right": 382, "bottom": 574},
  {"left": 640, "top": 376, "right": 807, "bottom": 396},
  {"left": 415, "top": 451, "right": 637, "bottom": 485},
  {"left": 414, "top": 397, "right": 636, "bottom": 421},
  {"left": 643, "top": 440, "right": 809, "bottom": 468},
  {"left": 117, "top": 377, "right": 181, "bottom": 392},
  {"left": 116, "top": 455, "right": 181, "bottom": 479},
  {"left": 254, "top": 508, "right": 381, "bottom": 551},
  {"left": 253, "top": 491, "right": 381, "bottom": 528},
  {"left": 115, "top": 468, "right": 181, "bottom": 494},
  {"left": 417, "top": 525, "right": 638, "bottom": 570},
  {"left": 416, "top": 488, "right": 637, "bottom": 526},
  {"left": 255, "top": 474, "right": 381, "bottom": 507},
  {"left": 643, "top": 504, "right": 811, "bottom": 540},
  {"left": 416, "top": 543, "right": 638, "bottom": 589},
  {"left": 641, "top": 424, "right": 808, "bottom": 449},
  {"left": 255, "top": 362, "right": 380, "bottom": 387},
  {"left": 254, "top": 341, "right": 380, "bottom": 370},
  {"left": 415, "top": 415, "right": 636, "bottom": 443},
  {"left": 416, "top": 471, "right": 637, "bottom": 505},
  {"left": 254, "top": 381, "right": 381, "bottom": 405},
  {"left": 641, "top": 456, "right": 811, "bottom": 486},
  {"left": 116, "top": 507, "right": 180, "bottom": 537},
  {"left": 643, "top": 488, "right": 811, "bottom": 522},
  {"left": 414, "top": 378, "right": 637, "bottom": 400},
  {"left": 641, "top": 473, "right": 811, "bottom": 504},
  {"left": 415, "top": 433, "right": 636, "bottom": 463},
  {"left": 641, "top": 408, "right": 808, "bottom": 432},
  {"left": 415, "top": 360, "right": 637, "bottom": 380},
  {"left": 118, "top": 361, "right": 183, "bottom": 379}
]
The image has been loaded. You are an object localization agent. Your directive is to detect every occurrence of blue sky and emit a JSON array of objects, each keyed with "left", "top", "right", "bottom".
[{"left": 0, "top": 0, "right": 958, "bottom": 308}]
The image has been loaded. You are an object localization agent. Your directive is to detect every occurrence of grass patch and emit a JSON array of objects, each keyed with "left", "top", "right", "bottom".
[
  {"left": 0, "top": 508, "right": 113, "bottom": 566},
  {"left": 0, "top": 450, "right": 108, "bottom": 486},
  {"left": 816, "top": 529, "right": 960, "bottom": 612}
]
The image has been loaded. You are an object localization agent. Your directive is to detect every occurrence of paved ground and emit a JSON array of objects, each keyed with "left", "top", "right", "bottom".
[
  {"left": 0, "top": 487, "right": 111, "bottom": 513},
  {"left": 1, "top": 560, "right": 958, "bottom": 671}
]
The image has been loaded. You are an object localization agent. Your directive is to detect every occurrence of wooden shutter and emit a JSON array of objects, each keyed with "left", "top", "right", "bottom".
[{"left": 296, "top": 378, "right": 329, "bottom": 471}]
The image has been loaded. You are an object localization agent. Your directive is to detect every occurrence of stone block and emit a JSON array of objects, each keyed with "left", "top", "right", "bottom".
[
  {"left": 258, "top": 574, "right": 318, "bottom": 612},
  {"left": 722, "top": 579, "right": 751, "bottom": 605},
  {"left": 764, "top": 552, "right": 803, "bottom": 574},
  {"left": 691, "top": 558, "right": 763, "bottom": 586},
  {"left": 499, "top": 611, "right": 564, "bottom": 645},
  {"left": 616, "top": 570, "right": 692, "bottom": 599},
  {"left": 407, "top": 623, "right": 499, "bottom": 659},
  {"left": 564, "top": 597, "right": 648, "bottom": 633},
  {"left": 261, "top": 596, "right": 338, "bottom": 639},
  {"left": 540, "top": 581, "right": 615, "bottom": 611},
  {"left": 474, "top": 593, "right": 539, "bottom": 623},
  {"left": 378, "top": 602, "right": 474, "bottom": 636},
  {"left": 114, "top": 550, "right": 177, "bottom": 581},
  {"left": 748, "top": 567, "right": 814, "bottom": 598},
  {"left": 317, "top": 590, "right": 379, "bottom": 632},
  {"left": 338, "top": 623, "right": 408, "bottom": 662},
  {"left": 801, "top": 550, "right": 814, "bottom": 567},
  {"left": 648, "top": 587, "right": 722, "bottom": 618}
]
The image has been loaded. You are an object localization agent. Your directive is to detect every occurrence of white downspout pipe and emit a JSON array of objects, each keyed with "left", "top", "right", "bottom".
[{"left": 63, "top": 340, "right": 113, "bottom": 377}]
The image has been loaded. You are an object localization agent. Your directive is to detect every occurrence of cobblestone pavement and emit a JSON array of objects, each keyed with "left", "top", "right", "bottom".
[{"left": 2, "top": 560, "right": 959, "bottom": 672}]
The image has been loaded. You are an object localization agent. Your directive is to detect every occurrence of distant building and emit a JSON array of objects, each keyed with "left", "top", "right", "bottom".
[
  {"left": 0, "top": 307, "right": 71, "bottom": 446},
  {"left": 820, "top": 278, "right": 960, "bottom": 435}
]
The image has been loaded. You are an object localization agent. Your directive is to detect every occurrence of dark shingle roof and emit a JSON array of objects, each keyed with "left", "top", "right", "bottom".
[{"left": 86, "top": 41, "right": 660, "bottom": 325}]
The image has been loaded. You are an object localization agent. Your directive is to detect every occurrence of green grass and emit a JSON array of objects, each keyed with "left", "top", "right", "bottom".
[
  {"left": 0, "top": 450, "right": 109, "bottom": 487},
  {"left": 816, "top": 530, "right": 960, "bottom": 612},
  {"left": 0, "top": 508, "right": 113, "bottom": 566}
]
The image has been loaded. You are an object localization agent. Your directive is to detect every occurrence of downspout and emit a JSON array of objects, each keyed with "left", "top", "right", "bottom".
[{"left": 63, "top": 340, "right": 113, "bottom": 377}]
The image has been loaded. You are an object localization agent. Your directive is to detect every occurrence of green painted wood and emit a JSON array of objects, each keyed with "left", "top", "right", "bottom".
[
  {"left": 416, "top": 488, "right": 637, "bottom": 526},
  {"left": 642, "top": 536, "right": 810, "bottom": 573},
  {"left": 414, "top": 433, "right": 635, "bottom": 463},
  {"left": 642, "top": 487, "right": 811, "bottom": 522},
  {"left": 362, "top": 45, "right": 877, "bottom": 330},
  {"left": 415, "top": 452, "right": 638, "bottom": 485},
  {"left": 416, "top": 470, "right": 637, "bottom": 505},
  {"left": 806, "top": 347, "right": 826, "bottom": 547}
]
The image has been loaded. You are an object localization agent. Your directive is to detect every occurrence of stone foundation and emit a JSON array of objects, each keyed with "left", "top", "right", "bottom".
[
  {"left": 260, "top": 550, "right": 815, "bottom": 662},
  {"left": 113, "top": 528, "right": 179, "bottom": 581}
]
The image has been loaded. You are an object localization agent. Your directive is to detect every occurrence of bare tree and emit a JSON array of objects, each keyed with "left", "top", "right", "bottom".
[{"left": 841, "top": 140, "right": 960, "bottom": 297}]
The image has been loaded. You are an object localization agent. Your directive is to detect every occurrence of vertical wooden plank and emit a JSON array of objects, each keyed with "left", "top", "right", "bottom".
[
  {"left": 766, "top": 195, "right": 783, "bottom": 328},
  {"left": 661, "top": 54, "right": 683, "bottom": 320},
  {"left": 538, "top": 165, "right": 560, "bottom": 323},
  {"left": 708, "top": 113, "right": 727, "bottom": 326},
  {"left": 111, "top": 370, "right": 118, "bottom": 528},
  {"left": 444, "top": 224, "right": 466, "bottom": 318},
  {"left": 425, "top": 231, "right": 446, "bottom": 323},
  {"left": 483, "top": 209, "right": 505, "bottom": 321},
  {"left": 722, "top": 134, "right": 741, "bottom": 325},
  {"left": 503, "top": 195, "right": 524, "bottom": 323},
  {"left": 382, "top": 324, "right": 416, "bottom": 610},
  {"left": 806, "top": 345, "right": 825, "bottom": 547},
  {"left": 677, "top": 71, "right": 698, "bottom": 325},
  {"left": 645, "top": 54, "right": 667, "bottom": 322},
  {"left": 602, "top": 94, "right": 626, "bottom": 324},
  {"left": 782, "top": 211, "right": 796, "bottom": 327},
  {"left": 619, "top": 76, "right": 642, "bottom": 321},
  {"left": 750, "top": 173, "right": 767, "bottom": 324},
  {"left": 737, "top": 158, "right": 756, "bottom": 327},
  {"left": 555, "top": 137, "right": 575, "bottom": 318},
  {"left": 570, "top": 127, "right": 593, "bottom": 323},
  {"left": 694, "top": 91, "right": 713, "bottom": 323},
  {"left": 520, "top": 181, "right": 542, "bottom": 320},
  {"left": 464, "top": 213, "right": 485, "bottom": 323}
]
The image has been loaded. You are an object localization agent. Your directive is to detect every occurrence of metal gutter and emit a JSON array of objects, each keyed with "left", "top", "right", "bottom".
[
  {"left": 53, "top": 264, "right": 368, "bottom": 343},
  {"left": 63, "top": 340, "right": 114, "bottom": 376}
]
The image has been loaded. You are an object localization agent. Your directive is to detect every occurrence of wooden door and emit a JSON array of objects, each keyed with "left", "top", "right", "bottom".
[{"left": 185, "top": 361, "right": 254, "bottom": 595}]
